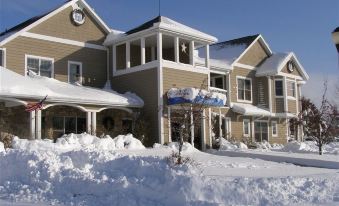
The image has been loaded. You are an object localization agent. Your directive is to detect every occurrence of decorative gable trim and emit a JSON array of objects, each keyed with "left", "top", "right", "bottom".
[{"left": 0, "top": 0, "right": 111, "bottom": 47}]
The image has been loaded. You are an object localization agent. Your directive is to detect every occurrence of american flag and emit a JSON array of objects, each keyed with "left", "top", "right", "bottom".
[{"left": 25, "top": 95, "right": 48, "bottom": 112}]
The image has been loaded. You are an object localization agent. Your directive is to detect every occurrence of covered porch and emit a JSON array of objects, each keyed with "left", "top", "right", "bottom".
[{"left": 0, "top": 67, "right": 143, "bottom": 141}]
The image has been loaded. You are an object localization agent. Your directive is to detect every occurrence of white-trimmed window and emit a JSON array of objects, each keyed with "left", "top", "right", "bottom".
[
  {"left": 243, "top": 119, "right": 250, "bottom": 137},
  {"left": 287, "top": 80, "right": 296, "bottom": 98},
  {"left": 271, "top": 121, "right": 278, "bottom": 137},
  {"left": 0, "top": 48, "right": 6, "bottom": 67},
  {"left": 237, "top": 77, "right": 252, "bottom": 102},
  {"left": 210, "top": 76, "right": 225, "bottom": 89},
  {"left": 275, "top": 79, "right": 283, "bottom": 97},
  {"left": 68, "top": 61, "right": 82, "bottom": 85},
  {"left": 26, "top": 55, "right": 53, "bottom": 78}
]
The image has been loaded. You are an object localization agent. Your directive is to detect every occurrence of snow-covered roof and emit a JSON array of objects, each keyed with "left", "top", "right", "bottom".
[
  {"left": 256, "top": 52, "right": 309, "bottom": 80},
  {"left": 108, "top": 16, "right": 217, "bottom": 44},
  {"left": 0, "top": 67, "right": 143, "bottom": 107},
  {"left": 194, "top": 53, "right": 231, "bottom": 70},
  {"left": 198, "top": 34, "right": 261, "bottom": 67},
  {"left": 231, "top": 103, "right": 271, "bottom": 116},
  {"left": 103, "top": 29, "right": 126, "bottom": 46}
]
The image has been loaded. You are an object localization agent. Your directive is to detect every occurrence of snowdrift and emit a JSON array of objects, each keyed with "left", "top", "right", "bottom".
[{"left": 11, "top": 133, "right": 145, "bottom": 152}]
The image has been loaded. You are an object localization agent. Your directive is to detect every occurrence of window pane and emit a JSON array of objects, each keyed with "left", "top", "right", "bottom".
[
  {"left": 244, "top": 121, "right": 249, "bottom": 135},
  {"left": 40, "top": 60, "right": 52, "bottom": 77},
  {"left": 238, "top": 79, "right": 244, "bottom": 90},
  {"left": 238, "top": 89, "right": 244, "bottom": 100},
  {"left": 272, "top": 123, "right": 277, "bottom": 135},
  {"left": 65, "top": 117, "right": 76, "bottom": 134},
  {"left": 275, "top": 81, "right": 283, "bottom": 96},
  {"left": 69, "top": 63, "right": 81, "bottom": 84},
  {"left": 215, "top": 77, "right": 223, "bottom": 89},
  {"left": 122, "top": 119, "right": 133, "bottom": 134},
  {"left": 245, "top": 80, "right": 251, "bottom": 90},
  {"left": 27, "top": 58, "right": 39, "bottom": 74},
  {"left": 53, "top": 117, "right": 64, "bottom": 131},
  {"left": 245, "top": 90, "right": 251, "bottom": 101},
  {"left": 77, "top": 118, "right": 86, "bottom": 134}
]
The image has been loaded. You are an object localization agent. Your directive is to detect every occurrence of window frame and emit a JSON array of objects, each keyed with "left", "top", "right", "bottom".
[
  {"left": 243, "top": 119, "right": 251, "bottom": 137},
  {"left": 271, "top": 121, "right": 278, "bottom": 137},
  {"left": 287, "top": 79, "right": 296, "bottom": 99},
  {"left": 210, "top": 75, "right": 225, "bottom": 90},
  {"left": 0, "top": 48, "right": 6, "bottom": 67},
  {"left": 68, "top": 61, "right": 83, "bottom": 84},
  {"left": 25, "top": 54, "right": 54, "bottom": 78},
  {"left": 237, "top": 76, "right": 252, "bottom": 103},
  {"left": 275, "top": 79, "right": 284, "bottom": 98}
]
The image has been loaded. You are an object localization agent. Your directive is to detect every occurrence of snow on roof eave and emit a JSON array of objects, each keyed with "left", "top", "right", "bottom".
[
  {"left": 0, "top": 0, "right": 111, "bottom": 47},
  {"left": 157, "top": 22, "right": 218, "bottom": 43},
  {"left": 231, "top": 103, "right": 271, "bottom": 116}
]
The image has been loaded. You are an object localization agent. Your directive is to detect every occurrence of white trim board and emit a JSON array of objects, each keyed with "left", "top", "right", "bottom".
[
  {"left": 0, "top": 0, "right": 110, "bottom": 47},
  {"left": 0, "top": 48, "right": 6, "bottom": 67},
  {"left": 21, "top": 32, "right": 107, "bottom": 51}
]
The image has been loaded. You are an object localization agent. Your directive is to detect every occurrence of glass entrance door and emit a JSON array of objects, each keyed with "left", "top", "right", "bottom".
[{"left": 254, "top": 121, "right": 268, "bottom": 142}]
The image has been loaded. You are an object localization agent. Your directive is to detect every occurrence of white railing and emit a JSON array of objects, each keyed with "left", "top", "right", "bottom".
[{"left": 209, "top": 87, "right": 227, "bottom": 96}]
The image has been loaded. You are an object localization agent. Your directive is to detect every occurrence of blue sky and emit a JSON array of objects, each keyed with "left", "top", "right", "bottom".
[{"left": 0, "top": 0, "right": 338, "bottom": 102}]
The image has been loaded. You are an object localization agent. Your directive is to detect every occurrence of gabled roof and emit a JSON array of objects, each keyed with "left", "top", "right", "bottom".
[
  {"left": 256, "top": 52, "right": 309, "bottom": 80},
  {"left": 0, "top": 0, "right": 111, "bottom": 46},
  {"left": 107, "top": 15, "right": 217, "bottom": 44},
  {"left": 199, "top": 34, "right": 272, "bottom": 68}
]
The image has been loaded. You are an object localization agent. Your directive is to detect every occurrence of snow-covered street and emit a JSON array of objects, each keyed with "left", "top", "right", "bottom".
[{"left": 0, "top": 134, "right": 338, "bottom": 206}]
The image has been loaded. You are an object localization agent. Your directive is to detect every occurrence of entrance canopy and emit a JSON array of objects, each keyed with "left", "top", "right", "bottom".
[
  {"left": 0, "top": 66, "right": 143, "bottom": 107},
  {"left": 167, "top": 87, "right": 226, "bottom": 107}
]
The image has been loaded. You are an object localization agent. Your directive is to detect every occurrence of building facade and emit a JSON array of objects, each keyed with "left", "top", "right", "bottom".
[{"left": 0, "top": 0, "right": 309, "bottom": 149}]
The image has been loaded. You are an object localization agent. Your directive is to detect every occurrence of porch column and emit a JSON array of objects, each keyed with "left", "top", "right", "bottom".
[
  {"left": 219, "top": 108, "right": 222, "bottom": 138},
  {"left": 126, "top": 41, "right": 130, "bottom": 69},
  {"left": 190, "top": 107, "right": 194, "bottom": 146},
  {"left": 174, "top": 36, "right": 179, "bottom": 63},
  {"left": 283, "top": 76, "right": 288, "bottom": 112},
  {"left": 35, "top": 110, "right": 41, "bottom": 139},
  {"left": 227, "top": 73, "right": 231, "bottom": 106},
  {"left": 113, "top": 45, "right": 117, "bottom": 73},
  {"left": 201, "top": 109, "right": 206, "bottom": 150},
  {"left": 86, "top": 111, "right": 92, "bottom": 134},
  {"left": 157, "top": 32, "right": 163, "bottom": 61},
  {"left": 29, "top": 111, "right": 36, "bottom": 140},
  {"left": 205, "top": 44, "right": 210, "bottom": 68},
  {"left": 168, "top": 107, "right": 172, "bottom": 142},
  {"left": 141, "top": 37, "right": 146, "bottom": 65},
  {"left": 91, "top": 112, "right": 97, "bottom": 136},
  {"left": 189, "top": 40, "right": 195, "bottom": 66}
]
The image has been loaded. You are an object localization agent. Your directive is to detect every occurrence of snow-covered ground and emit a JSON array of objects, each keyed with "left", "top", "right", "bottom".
[{"left": 0, "top": 134, "right": 339, "bottom": 206}]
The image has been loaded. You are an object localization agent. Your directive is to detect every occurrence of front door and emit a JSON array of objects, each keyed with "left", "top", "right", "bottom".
[{"left": 254, "top": 121, "right": 268, "bottom": 142}]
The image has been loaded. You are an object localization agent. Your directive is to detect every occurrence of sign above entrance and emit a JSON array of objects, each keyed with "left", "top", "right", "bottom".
[
  {"left": 72, "top": 9, "right": 86, "bottom": 25},
  {"left": 167, "top": 88, "right": 226, "bottom": 107}
]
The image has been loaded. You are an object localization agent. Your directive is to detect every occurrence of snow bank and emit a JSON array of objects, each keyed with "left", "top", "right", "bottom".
[
  {"left": 153, "top": 142, "right": 199, "bottom": 153},
  {"left": 12, "top": 133, "right": 145, "bottom": 152},
  {"left": 0, "top": 142, "right": 5, "bottom": 153},
  {"left": 279, "top": 141, "right": 339, "bottom": 155},
  {"left": 219, "top": 138, "right": 248, "bottom": 150}
]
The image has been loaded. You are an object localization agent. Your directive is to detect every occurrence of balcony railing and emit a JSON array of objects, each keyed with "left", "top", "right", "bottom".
[{"left": 209, "top": 87, "right": 227, "bottom": 96}]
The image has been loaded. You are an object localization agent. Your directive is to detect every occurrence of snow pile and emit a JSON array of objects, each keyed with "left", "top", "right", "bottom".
[
  {"left": 153, "top": 142, "right": 199, "bottom": 153},
  {"left": 231, "top": 103, "right": 271, "bottom": 116},
  {"left": 12, "top": 133, "right": 145, "bottom": 152},
  {"left": 219, "top": 138, "right": 248, "bottom": 150},
  {"left": 0, "top": 142, "right": 5, "bottom": 153},
  {"left": 278, "top": 141, "right": 339, "bottom": 155}
]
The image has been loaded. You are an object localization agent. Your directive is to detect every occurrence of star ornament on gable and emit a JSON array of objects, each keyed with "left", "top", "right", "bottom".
[{"left": 181, "top": 42, "right": 187, "bottom": 53}]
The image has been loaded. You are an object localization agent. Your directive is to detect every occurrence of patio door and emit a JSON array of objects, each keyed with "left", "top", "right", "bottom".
[{"left": 254, "top": 121, "right": 268, "bottom": 142}]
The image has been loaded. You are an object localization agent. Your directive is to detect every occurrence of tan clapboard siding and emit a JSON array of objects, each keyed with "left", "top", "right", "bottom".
[
  {"left": 29, "top": 6, "right": 107, "bottom": 45},
  {"left": 281, "top": 63, "right": 303, "bottom": 78},
  {"left": 162, "top": 68, "right": 210, "bottom": 146},
  {"left": 288, "top": 99, "right": 297, "bottom": 114},
  {"left": 269, "top": 118, "right": 287, "bottom": 144},
  {"left": 275, "top": 98, "right": 285, "bottom": 113},
  {"left": 238, "top": 41, "right": 269, "bottom": 66},
  {"left": 111, "top": 68, "right": 158, "bottom": 146},
  {"left": 257, "top": 76, "right": 269, "bottom": 107},
  {"left": 4, "top": 36, "right": 107, "bottom": 88},
  {"left": 231, "top": 67, "right": 258, "bottom": 105}
]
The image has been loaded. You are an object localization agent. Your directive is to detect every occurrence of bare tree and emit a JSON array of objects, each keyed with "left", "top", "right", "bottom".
[
  {"left": 168, "top": 79, "right": 219, "bottom": 164},
  {"left": 292, "top": 81, "right": 338, "bottom": 155}
]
